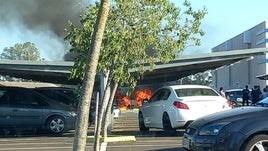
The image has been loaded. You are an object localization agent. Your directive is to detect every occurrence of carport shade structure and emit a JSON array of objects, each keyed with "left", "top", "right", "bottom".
[
  {"left": 256, "top": 74, "right": 268, "bottom": 80},
  {"left": 132, "top": 47, "right": 268, "bottom": 84},
  {"left": 0, "top": 47, "right": 267, "bottom": 85}
]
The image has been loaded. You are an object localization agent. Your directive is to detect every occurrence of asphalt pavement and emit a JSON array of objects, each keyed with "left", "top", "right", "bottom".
[
  {"left": 0, "top": 130, "right": 185, "bottom": 151},
  {"left": 0, "top": 110, "right": 186, "bottom": 151}
]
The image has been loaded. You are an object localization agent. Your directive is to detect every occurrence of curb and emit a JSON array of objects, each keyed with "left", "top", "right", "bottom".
[
  {"left": 88, "top": 135, "right": 136, "bottom": 142},
  {"left": 120, "top": 109, "right": 139, "bottom": 113},
  {"left": 105, "top": 136, "right": 136, "bottom": 142},
  {"left": 100, "top": 142, "right": 107, "bottom": 151},
  {"left": 90, "top": 135, "right": 136, "bottom": 151}
]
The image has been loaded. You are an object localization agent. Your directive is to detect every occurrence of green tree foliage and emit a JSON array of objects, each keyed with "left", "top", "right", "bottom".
[
  {"left": 70, "top": 0, "right": 112, "bottom": 151},
  {"left": 65, "top": 0, "right": 207, "bottom": 89},
  {"left": 181, "top": 71, "right": 212, "bottom": 86},
  {"left": 65, "top": 0, "right": 206, "bottom": 150},
  {"left": 1, "top": 42, "right": 41, "bottom": 60}
]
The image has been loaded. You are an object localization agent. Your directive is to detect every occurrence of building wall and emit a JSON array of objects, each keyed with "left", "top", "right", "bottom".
[{"left": 212, "top": 21, "right": 268, "bottom": 91}]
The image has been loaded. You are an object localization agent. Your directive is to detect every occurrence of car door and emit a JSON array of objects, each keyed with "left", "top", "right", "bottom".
[
  {"left": 142, "top": 88, "right": 170, "bottom": 128},
  {"left": 141, "top": 89, "right": 162, "bottom": 127},
  {"left": 149, "top": 88, "right": 171, "bottom": 128},
  {"left": 10, "top": 89, "right": 48, "bottom": 127},
  {"left": 0, "top": 89, "right": 13, "bottom": 127}
]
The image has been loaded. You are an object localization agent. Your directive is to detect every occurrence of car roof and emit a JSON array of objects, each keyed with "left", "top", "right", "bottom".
[
  {"left": 225, "top": 89, "right": 244, "bottom": 92},
  {"left": 0, "top": 85, "right": 34, "bottom": 90},
  {"left": 33, "top": 86, "right": 74, "bottom": 90},
  {"left": 167, "top": 85, "right": 213, "bottom": 89}
]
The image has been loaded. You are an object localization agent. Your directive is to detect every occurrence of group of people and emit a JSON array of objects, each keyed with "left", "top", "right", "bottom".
[
  {"left": 242, "top": 85, "right": 268, "bottom": 106},
  {"left": 219, "top": 85, "right": 268, "bottom": 106}
]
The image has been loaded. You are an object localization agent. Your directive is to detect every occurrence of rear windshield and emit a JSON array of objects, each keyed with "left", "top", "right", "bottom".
[{"left": 175, "top": 88, "right": 218, "bottom": 97}]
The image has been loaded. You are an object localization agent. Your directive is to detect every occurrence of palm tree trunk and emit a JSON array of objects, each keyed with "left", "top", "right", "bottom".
[
  {"left": 73, "top": 0, "right": 111, "bottom": 150},
  {"left": 103, "top": 82, "right": 118, "bottom": 141}
]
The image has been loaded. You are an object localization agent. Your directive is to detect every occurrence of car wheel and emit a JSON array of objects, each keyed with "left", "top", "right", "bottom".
[
  {"left": 47, "top": 116, "right": 66, "bottom": 134},
  {"left": 162, "top": 113, "right": 176, "bottom": 135},
  {"left": 138, "top": 112, "right": 149, "bottom": 132},
  {"left": 240, "top": 135, "right": 268, "bottom": 151}
]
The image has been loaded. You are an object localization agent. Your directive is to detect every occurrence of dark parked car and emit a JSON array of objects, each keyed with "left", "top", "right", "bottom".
[
  {"left": 182, "top": 98, "right": 268, "bottom": 151},
  {"left": 225, "top": 89, "right": 252, "bottom": 107},
  {"left": 0, "top": 86, "right": 77, "bottom": 134},
  {"left": 33, "top": 86, "right": 96, "bottom": 125},
  {"left": 33, "top": 87, "right": 79, "bottom": 108}
]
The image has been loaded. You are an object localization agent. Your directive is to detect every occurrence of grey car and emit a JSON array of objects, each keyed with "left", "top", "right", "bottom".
[
  {"left": 0, "top": 86, "right": 77, "bottom": 134},
  {"left": 32, "top": 86, "right": 96, "bottom": 125}
]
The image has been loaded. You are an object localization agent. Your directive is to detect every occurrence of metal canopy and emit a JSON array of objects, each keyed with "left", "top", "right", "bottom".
[
  {"left": 256, "top": 74, "right": 268, "bottom": 80},
  {"left": 0, "top": 47, "right": 267, "bottom": 85},
  {"left": 134, "top": 47, "right": 268, "bottom": 84}
]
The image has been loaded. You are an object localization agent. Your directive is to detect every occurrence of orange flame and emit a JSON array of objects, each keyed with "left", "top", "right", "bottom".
[
  {"left": 117, "top": 96, "right": 132, "bottom": 109},
  {"left": 135, "top": 89, "right": 153, "bottom": 107},
  {"left": 115, "top": 88, "right": 153, "bottom": 109},
  {"left": 115, "top": 88, "right": 132, "bottom": 109}
]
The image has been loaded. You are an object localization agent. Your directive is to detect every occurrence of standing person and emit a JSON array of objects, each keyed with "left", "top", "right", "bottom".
[
  {"left": 242, "top": 85, "right": 250, "bottom": 106},
  {"left": 262, "top": 86, "right": 268, "bottom": 99},
  {"left": 257, "top": 86, "right": 263, "bottom": 100},
  {"left": 219, "top": 87, "right": 226, "bottom": 98},
  {"left": 251, "top": 85, "right": 262, "bottom": 104}
]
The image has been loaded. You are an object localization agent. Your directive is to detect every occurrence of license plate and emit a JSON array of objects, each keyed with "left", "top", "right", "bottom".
[{"left": 182, "top": 138, "right": 190, "bottom": 149}]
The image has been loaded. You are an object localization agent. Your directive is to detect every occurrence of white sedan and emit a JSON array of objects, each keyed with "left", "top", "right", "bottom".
[{"left": 138, "top": 85, "right": 232, "bottom": 134}]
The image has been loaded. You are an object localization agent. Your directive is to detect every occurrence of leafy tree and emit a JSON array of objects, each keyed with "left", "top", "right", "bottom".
[
  {"left": 65, "top": 0, "right": 206, "bottom": 150},
  {"left": 0, "top": 42, "right": 43, "bottom": 81},
  {"left": 69, "top": 0, "right": 112, "bottom": 151},
  {"left": 1, "top": 42, "right": 42, "bottom": 60},
  {"left": 181, "top": 71, "right": 212, "bottom": 86}
]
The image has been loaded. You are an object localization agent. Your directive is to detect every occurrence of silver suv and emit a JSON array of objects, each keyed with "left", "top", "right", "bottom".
[{"left": 0, "top": 86, "right": 77, "bottom": 135}]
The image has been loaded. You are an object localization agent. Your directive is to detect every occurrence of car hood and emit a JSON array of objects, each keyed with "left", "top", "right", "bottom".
[{"left": 189, "top": 106, "right": 268, "bottom": 128}]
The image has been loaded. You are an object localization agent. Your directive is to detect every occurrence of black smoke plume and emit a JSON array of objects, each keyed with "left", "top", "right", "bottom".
[{"left": 0, "top": 0, "right": 88, "bottom": 60}]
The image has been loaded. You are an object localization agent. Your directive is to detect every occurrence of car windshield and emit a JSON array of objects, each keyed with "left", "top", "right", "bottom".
[{"left": 255, "top": 97, "right": 268, "bottom": 107}]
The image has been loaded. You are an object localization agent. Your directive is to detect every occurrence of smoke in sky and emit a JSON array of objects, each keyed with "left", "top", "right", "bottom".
[{"left": 0, "top": 0, "right": 89, "bottom": 61}]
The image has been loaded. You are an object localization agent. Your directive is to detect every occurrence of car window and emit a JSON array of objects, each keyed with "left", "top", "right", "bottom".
[
  {"left": 158, "top": 89, "right": 170, "bottom": 100},
  {"left": 35, "top": 89, "right": 78, "bottom": 107},
  {"left": 149, "top": 89, "right": 161, "bottom": 102},
  {"left": 9, "top": 89, "right": 48, "bottom": 107},
  {"left": 175, "top": 88, "right": 218, "bottom": 97},
  {"left": 149, "top": 88, "right": 170, "bottom": 102},
  {"left": 233, "top": 91, "right": 242, "bottom": 96},
  {"left": 0, "top": 90, "right": 9, "bottom": 106},
  {"left": 59, "top": 89, "right": 79, "bottom": 100},
  {"left": 225, "top": 91, "right": 233, "bottom": 96}
]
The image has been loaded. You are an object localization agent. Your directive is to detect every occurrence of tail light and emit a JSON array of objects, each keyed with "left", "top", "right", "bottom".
[
  {"left": 173, "top": 101, "right": 189, "bottom": 109},
  {"left": 223, "top": 100, "right": 231, "bottom": 108}
]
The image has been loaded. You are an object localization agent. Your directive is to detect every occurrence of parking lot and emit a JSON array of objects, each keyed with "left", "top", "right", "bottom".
[
  {"left": 106, "top": 131, "right": 185, "bottom": 151},
  {"left": 0, "top": 131, "right": 185, "bottom": 151},
  {"left": 0, "top": 110, "right": 185, "bottom": 151}
]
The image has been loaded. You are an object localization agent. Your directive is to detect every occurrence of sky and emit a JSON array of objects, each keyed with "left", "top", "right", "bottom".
[
  {"left": 0, "top": 0, "right": 89, "bottom": 61},
  {"left": 182, "top": 0, "right": 268, "bottom": 55},
  {"left": 0, "top": 0, "right": 267, "bottom": 60}
]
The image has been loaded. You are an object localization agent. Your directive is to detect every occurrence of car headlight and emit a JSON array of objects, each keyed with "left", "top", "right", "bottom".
[
  {"left": 68, "top": 111, "right": 77, "bottom": 117},
  {"left": 199, "top": 122, "right": 230, "bottom": 136}
]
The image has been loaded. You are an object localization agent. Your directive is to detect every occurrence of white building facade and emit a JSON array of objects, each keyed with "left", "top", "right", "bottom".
[{"left": 212, "top": 21, "right": 268, "bottom": 90}]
